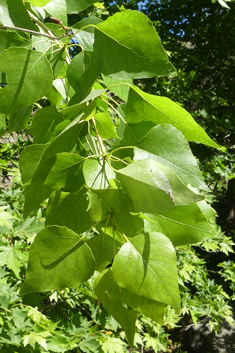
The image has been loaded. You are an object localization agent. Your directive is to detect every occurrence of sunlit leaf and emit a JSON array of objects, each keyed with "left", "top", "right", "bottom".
[
  {"left": 94, "top": 10, "right": 175, "bottom": 79},
  {"left": 20, "top": 226, "right": 95, "bottom": 294},
  {"left": 112, "top": 232, "right": 181, "bottom": 313},
  {"left": 0, "top": 48, "right": 53, "bottom": 114}
]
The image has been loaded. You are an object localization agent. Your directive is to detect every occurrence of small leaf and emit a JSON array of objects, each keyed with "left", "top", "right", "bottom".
[
  {"left": 67, "top": 51, "right": 100, "bottom": 101},
  {"left": 95, "top": 269, "right": 137, "bottom": 347},
  {"left": 20, "top": 226, "right": 95, "bottom": 295},
  {"left": 95, "top": 112, "right": 119, "bottom": 139},
  {"left": 101, "top": 337, "right": 127, "bottom": 353},
  {"left": 94, "top": 10, "right": 175, "bottom": 79},
  {"left": 73, "top": 16, "right": 103, "bottom": 52},
  {"left": 103, "top": 77, "right": 132, "bottom": 102},
  {"left": 87, "top": 233, "right": 121, "bottom": 271},
  {"left": 83, "top": 158, "right": 115, "bottom": 189},
  {"left": 112, "top": 232, "right": 181, "bottom": 313},
  {"left": 44, "top": 0, "right": 68, "bottom": 26}
]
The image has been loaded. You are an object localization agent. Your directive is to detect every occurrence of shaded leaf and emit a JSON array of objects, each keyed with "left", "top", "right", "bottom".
[
  {"left": 121, "top": 288, "right": 167, "bottom": 324},
  {"left": 103, "top": 77, "right": 132, "bottom": 102},
  {"left": 8, "top": 105, "right": 33, "bottom": 132},
  {"left": 87, "top": 233, "right": 121, "bottom": 271},
  {"left": 0, "top": 30, "right": 31, "bottom": 55},
  {"left": 32, "top": 105, "right": 64, "bottom": 144},
  {"left": 95, "top": 269, "right": 137, "bottom": 347},
  {"left": 20, "top": 144, "right": 47, "bottom": 184},
  {"left": 46, "top": 191, "right": 94, "bottom": 235}
]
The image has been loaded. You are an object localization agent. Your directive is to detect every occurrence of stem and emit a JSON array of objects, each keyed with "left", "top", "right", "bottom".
[
  {"left": 0, "top": 24, "right": 68, "bottom": 40},
  {"left": 101, "top": 95, "right": 127, "bottom": 124},
  {"left": 91, "top": 117, "right": 107, "bottom": 155},
  {"left": 28, "top": 11, "right": 71, "bottom": 65}
]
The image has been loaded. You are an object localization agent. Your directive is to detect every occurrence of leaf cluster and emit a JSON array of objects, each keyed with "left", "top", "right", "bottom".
[{"left": 0, "top": 0, "right": 233, "bottom": 351}]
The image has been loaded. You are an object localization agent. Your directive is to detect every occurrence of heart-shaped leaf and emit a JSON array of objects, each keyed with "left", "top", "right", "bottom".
[
  {"left": 20, "top": 226, "right": 95, "bottom": 295},
  {"left": 0, "top": 48, "right": 53, "bottom": 114},
  {"left": 112, "top": 232, "right": 181, "bottom": 313}
]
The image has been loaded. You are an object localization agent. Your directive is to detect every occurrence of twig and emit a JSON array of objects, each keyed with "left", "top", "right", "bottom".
[
  {"left": 91, "top": 117, "right": 107, "bottom": 155},
  {"left": 0, "top": 24, "right": 69, "bottom": 40}
]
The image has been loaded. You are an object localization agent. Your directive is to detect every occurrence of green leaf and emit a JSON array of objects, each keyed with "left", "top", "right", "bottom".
[
  {"left": 66, "top": 0, "right": 98, "bottom": 14},
  {"left": 20, "top": 225, "right": 95, "bottom": 295},
  {"left": 67, "top": 51, "right": 100, "bottom": 101},
  {"left": 135, "top": 124, "right": 208, "bottom": 190},
  {"left": 117, "top": 159, "right": 203, "bottom": 215},
  {"left": 87, "top": 233, "right": 121, "bottom": 271},
  {"left": 112, "top": 232, "right": 181, "bottom": 313},
  {"left": 0, "top": 113, "right": 6, "bottom": 135},
  {"left": 0, "top": 244, "right": 27, "bottom": 278},
  {"left": 89, "top": 188, "right": 144, "bottom": 238},
  {"left": 31, "top": 152, "right": 84, "bottom": 191},
  {"left": 101, "top": 337, "right": 127, "bottom": 353},
  {"left": 126, "top": 86, "right": 219, "bottom": 148},
  {"left": 8, "top": 105, "right": 33, "bottom": 132},
  {"left": 121, "top": 288, "right": 167, "bottom": 324},
  {"left": 73, "top": 16, "right": 103, "bottom": 52},
  {"left": 95, "top": 269, "right": 137, "bottom": 347},
  {"left": 20, "top": 144, "right": 47, "bottom": 184},
  {"left": 46, "top": 191, "right": 94, "bottom": 235},
  {"left": 31, "top": 105, "right": 64, "bottom": 144},
  {"left": 0, "top": 0, "right": 37, "bottom": 30},
  {"left": 38, "top": 117, "right": 81, "bottom": 164},
  {"left": 143, "top": 203, "right": 218, "bottom": 247},
  {"left": 95, "top": 112, "right": 119, "bottom": 139},
  {"left": 44, "top": 0, "right": 68, "bottom": 26},
  {"left": 83, "top": 158, "right": 115, "bottom": 189},
  {"left": 0, "top": 30, "right": 31, "bottom": 55},
  {"left": 23, "top": 184, "right": 53, "bottom": 218},
  {"left": 23, "top": 152, "right": 85, "bottom": 217},
  {"left": 27, "top": 0, "right": 52, "bottom": 6},
  {"left": 94, "top": 10, "right": 175, "bottom": 79},
  {"left": 0, "top": 48, "right": 53, "bottom": 114},
  {"left": 48, "top": 47, "right": 67, "bottom": 79},
  {"left": 103, "top": 77, "right": 132, "bottom": 102}
]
